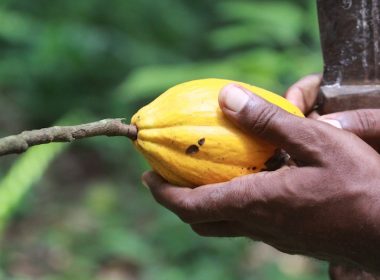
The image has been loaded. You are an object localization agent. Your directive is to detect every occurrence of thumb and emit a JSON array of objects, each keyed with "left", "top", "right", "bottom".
[
  {"left": 319, "top": 109, "right": 380, "bottom": 151},
  {"left": 218, "top": 83, "right": 321, "bottom": 160}
]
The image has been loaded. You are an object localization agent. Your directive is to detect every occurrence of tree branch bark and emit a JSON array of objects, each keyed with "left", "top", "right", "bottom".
[{"left": 0, "top": 118, "right": 137, "bottom": 156}]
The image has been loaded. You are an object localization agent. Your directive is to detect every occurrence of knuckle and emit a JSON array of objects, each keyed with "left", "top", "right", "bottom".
[
  {"left": 203, "top": 186, "right": 226, "bottom": 209},
  {"left": 175, "top": 196, "right": 196, "bottom": 223},
  {"left": 354, "top": 110, "right": 377, "bottom": 135},
  {"left": 195, "top": 183, "right": 233, "bottom": 218},
  {"left": 223, "top": 178, "right": 250, "bottom": 214},
  {"left": 294, "top": 120, "right": 321, "bottom": 146},
  {"left": 247, "top": 103, "right": 280, "bottom": 136},
  {"left": 233, "top": 178, "right": 272, "bottom": 222},
  {"left": 289, "top": 120, "right": 329, "bottom": 161},
  {"left": 251, "top": 173, "right": 295, "bottom": 227}
]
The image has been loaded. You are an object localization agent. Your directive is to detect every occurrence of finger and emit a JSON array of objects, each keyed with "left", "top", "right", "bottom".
[
  {"left": 319, "top": 109, "right": 380, "bottom": 138},
  {"left": 319, "top": 109, "right": 380, "bottom": 152},
  {"left": 190, "top": 221, "right": 271, "bottom": 240},
  {"left": 219, "top": 84, "right": 325, "bottom": 162},
  {"left": 142, "top": 169, "right": 284, "bottom": 225},
  {"left": 143, "top": 164, "right": 317, "bottom": 229},
  {"left": 308, "top": 110, "right": 321, "bottom": 120},
  {"left": 285, "top": 74, "right": 322, "bottom": 114},
  {"left": 142, "top": 171, "right": 238, "bottom": 223},
  {"left": 190, "top": 221, "right": 246, "bottom": 237}
]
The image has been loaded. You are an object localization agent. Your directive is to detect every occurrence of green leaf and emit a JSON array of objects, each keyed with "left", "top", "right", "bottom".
[
  {"left": 0, "top": 8, "right": 41, "bottom": 44},
  {"left": 211, "top": 1, "right": 304, "bottom": 50},
  {"left": 0, "top": 113, "right": 88, "bottom": 236}
]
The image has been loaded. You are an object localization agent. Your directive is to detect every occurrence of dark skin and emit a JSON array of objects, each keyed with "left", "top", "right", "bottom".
[
  {"left": 142, "top": 75, "right": 380, "bottom": 274},
  {"left": 285, "top": 74, "right": 380, "bottom": 152},
  {"left": 286, "top": 74, "right": 380, "bottom": 279}
]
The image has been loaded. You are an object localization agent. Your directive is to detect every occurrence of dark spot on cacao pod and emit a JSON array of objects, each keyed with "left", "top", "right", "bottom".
[
  {"left": 198, "top": 138, "right": 205, "bottom": 146},
  {"left": 186, "top": 145, "right": 199, "bottom": 155}
]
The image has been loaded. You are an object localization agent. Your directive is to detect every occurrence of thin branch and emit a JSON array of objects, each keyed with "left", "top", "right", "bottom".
[{"left": 0, "top": 118, "right": 138, "bottom": 156}]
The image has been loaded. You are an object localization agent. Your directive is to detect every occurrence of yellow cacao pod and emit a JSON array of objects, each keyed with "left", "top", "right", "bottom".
[{"left": 131, "top": 79, "right": 303, "bottom": 187}]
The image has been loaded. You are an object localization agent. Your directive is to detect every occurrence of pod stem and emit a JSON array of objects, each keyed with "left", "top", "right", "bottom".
[{"left": 0, "top": 118, "right": 138, "bottom": 156}]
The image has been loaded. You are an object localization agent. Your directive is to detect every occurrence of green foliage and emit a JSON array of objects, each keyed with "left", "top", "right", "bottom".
[
  {"left": 0, "top": 0, "right": 326, "bottom": 279},
  {"left": 212, "top": 1, "right": 304, "bottom": 49},
  {"left": 0, "top": 113, "right": 87, "bottom": 234}
]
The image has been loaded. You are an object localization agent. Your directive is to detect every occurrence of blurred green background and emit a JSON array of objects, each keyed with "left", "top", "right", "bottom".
[{"left": 0, "top": 0, "right": 326, "bottom": 279}]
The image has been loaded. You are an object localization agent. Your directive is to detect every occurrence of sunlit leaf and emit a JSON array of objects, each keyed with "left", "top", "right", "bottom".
[{"left": 0, "top": 113, "right": 87, "bottom": 236}]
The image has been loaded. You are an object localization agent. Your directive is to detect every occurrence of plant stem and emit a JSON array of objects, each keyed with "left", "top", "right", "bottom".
[{"left": 0, "top": 118, "right": 137, "bottom": 156}]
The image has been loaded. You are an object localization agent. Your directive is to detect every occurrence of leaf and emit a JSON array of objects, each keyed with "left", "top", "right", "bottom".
[
  {"left": 115, "top": 49, "right": 298, "bottom": 104},
  {"left": 0, "top": 8, "right": 40, "bottom": 44},
  {"left": 0, "top": 112, "right": 89, "bottom": 236},
  {"left": 115, "top": 62, "right": 238, "bottom": 102},
  {"left": 211, "top": 1, "right": 304, "bottom": 50}
]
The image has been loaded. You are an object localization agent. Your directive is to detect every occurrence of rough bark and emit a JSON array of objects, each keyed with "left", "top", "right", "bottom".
[{"left": 0, "top": 119, "right": 137, "bottom": 156}]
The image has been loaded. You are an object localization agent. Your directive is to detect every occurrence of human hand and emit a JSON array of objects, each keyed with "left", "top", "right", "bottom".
[
  {"left": 143, "top": 84, "right": 380, "bottom": 273},
  {"left": 285, "top": 73, "right": 322, "bottom": 119},
  {"left": 286, "top": 74, "right": 380, "bottom": 152},
  {"left": 287, "top": 75, "right": 380, "bottom": 278}
]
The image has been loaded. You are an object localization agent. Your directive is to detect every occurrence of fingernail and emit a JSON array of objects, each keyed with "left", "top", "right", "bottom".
[
  {"left": 219, "top": 84, "right": 249, "bottom": 112},
  {"left": 319, "top": 119, "right": 342, "bottom": 129}
]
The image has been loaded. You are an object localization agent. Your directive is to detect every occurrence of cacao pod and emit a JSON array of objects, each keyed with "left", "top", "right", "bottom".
[{"left": 131, "top": 79, "right": 303, "bottom": 187}]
